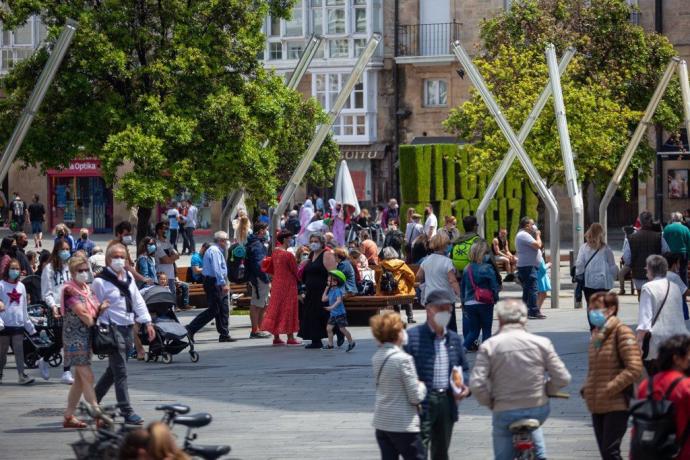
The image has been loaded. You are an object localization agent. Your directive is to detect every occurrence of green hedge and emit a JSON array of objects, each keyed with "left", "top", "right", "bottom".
[{"left": 399, "top": 144, "right": 538, "bottom": 247}]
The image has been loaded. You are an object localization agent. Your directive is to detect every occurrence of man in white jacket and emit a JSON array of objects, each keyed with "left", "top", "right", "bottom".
[{"left": 470, "top": 299, "right": 571, "bottom": 460}]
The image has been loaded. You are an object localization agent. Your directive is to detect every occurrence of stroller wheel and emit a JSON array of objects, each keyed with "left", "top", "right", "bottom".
[
  {"left": 161, "top": 352, "right": 172, "bottom": 364},
  {"left": 189, "top": 351, "right": 199, "bottom": 363},
  {"left": 47, "top": 353, "right": 63, "bottom": 368},
  {"left": 24, "top": 356, "right": 38, "bottom": 369}
]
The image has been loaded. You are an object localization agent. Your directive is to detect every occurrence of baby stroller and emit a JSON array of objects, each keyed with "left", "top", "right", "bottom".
[
  {"left": 23, "top": 304, "right": 63, "bottom": 369},
  {"left": 140, "top": 286, "right": 198, "bottom": 364}
]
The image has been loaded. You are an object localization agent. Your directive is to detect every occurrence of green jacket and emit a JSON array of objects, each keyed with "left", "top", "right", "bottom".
[{"left": 663, "top": 222, "right": 690, "bottom": 255}]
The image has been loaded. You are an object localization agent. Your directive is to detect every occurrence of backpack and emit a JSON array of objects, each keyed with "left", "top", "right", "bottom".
[
  {"left": 227, "top": 243, "right": 247, "bottom": 283},
  {"left": 630, "top": 375, "right": 690, "bottom": 459},
  {"left": 380, "top": 269, "right": 398, "bottom": 295},
  {"left": 451, "top": 235, "right": 478, "bottom": 272}
]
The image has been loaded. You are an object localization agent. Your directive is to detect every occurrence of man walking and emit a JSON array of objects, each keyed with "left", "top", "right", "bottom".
[
  {"left": 167, "top": 202, "right": 181, "bottom": 252},
  {"left": 624, "top": 211, "right": 669, "bottom": 294},
  {"left": 186, "top": 231, "right": 236, "bottom": 342},
  {"left": 10, "top": 192, "right": 26, "bottom": 231},
  {"left": 515, "top": 216, "right": 546, "bottom": 319},
  {"left": 28, "top": 194, "right": 45, "bottom": 248},
  {"left": 14, "top": 232, "right": 33, "bottom": 275},
  {"left": 470, "top": 299, "right": 571, "bottom": 460},
  {"left": 663, "top": 211, "right": 690, "bottom": 288},
  {"left": 93, "top": 243, "right": 155, "bottom": 425},
  {"left": 184, "top": 199, "right": 198, "bottom": 254},
  {"left": 423, "top": 204, "right": 437, "bottom": 238},
  {"left": 246, "top": 222, "right": 271, "bottom": 339},
  {"left": 404, "top": 289, "right": 470, "bottom": 460}
]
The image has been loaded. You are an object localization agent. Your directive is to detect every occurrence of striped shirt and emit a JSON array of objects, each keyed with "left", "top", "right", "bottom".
[{"left": 432, "top": 332, "right": 449, "bottom": 390}]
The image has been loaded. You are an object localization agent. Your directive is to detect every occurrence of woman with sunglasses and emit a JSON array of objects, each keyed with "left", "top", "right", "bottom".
[{"left": 60, "top": 255, "right": 109, "bottom": 428}]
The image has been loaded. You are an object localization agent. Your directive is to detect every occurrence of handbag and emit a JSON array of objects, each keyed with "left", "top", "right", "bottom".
[
  {"left": 642, "top": 280, "right": 670, "bottom": 360},
  {"left": 91, "top": 321, "right": 118, "bottom": 355},
  {"left": 575, "top": 248, "right": 600, "bottom": 284},
  {"left": 467, "top": 264, "right": 495, "bottom": 304}
]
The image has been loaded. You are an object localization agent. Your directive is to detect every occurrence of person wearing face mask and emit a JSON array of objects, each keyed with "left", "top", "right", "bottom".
[
  {"left": 636, "top": 255, "right": 688, "bottom": 376},
  {"left": 299, "top": 233, "right": 338, "bottom": 349},
  {"left": 75, "top": 228, "right": 95, "bottom": 257},
  {"left": 581, "top": 292, "right": 642, "bottom": 460},
  {"left": 634, "top": 335, "right": 690, "bottom": 459},
  {"left": 60, "top": 255, "right": 111, "bottom": 428},
  {"left": 109, "top": 221, "right": 149, "bottom": 287},
  {"left": 371, "top": 311, "right": 426, "bottom": 460},
  {"left": 515, "top": 216, "right": 546, "bottom": 319},
  {"left": 41, "top": 238, "right": 74, "bottom": 384},
  {"left": 382, "top": 219, "right": 405, "bottom": 258},
  {"left": 136, "top": 236, "right": 158, "bottom": 287},
  {"left": 245, "top": 222, "right": 272, "bottom": 339},
  {"left": 470, "top": 299, "right": 571, "bottom": 460},
  {"left": 0, "top": 258, "right": 36, "bottom": 385},
  {"left": 186, "top": 231, "right": 236, "bottom": 343},
  {"left": 92, "top": 244, "right": 154, "bottom": 426},
  {"left": 575, "top": 223, "right": 618, "bottom": 325},
  {"left": 404, "top": 289, "right": 470, "bottom": 460},
  {"left": 13, "top": 232, "right": 33, "bottom": 275},
  {"left": 53, "top": 223, "right": 76, "bottom": 254},
  {"left": 153, "top": 222, "right": 180, "bottom": 295},
  {"left": 263, "top": 231, "right": 301, "bottom": 346}
]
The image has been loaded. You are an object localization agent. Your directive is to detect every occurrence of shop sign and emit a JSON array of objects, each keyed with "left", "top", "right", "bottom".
[
  {"left": 47, "top": 159, "right": 102, "bottom": 177},
  {"left": 340, "top": 145, "right": 387, "bottom": 161}
]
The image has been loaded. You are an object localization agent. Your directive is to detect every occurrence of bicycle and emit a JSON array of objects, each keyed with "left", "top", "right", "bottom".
[{"left": 509, "top": 392, "right": 569, "bottom": 460}]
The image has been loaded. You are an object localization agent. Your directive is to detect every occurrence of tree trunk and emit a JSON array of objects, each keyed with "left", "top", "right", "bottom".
[{"left": 136, "top": 206, "right": 153, "bottom": 245}]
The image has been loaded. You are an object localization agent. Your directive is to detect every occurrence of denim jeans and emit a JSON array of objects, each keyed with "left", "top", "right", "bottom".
[
  {"left": 517, "top": 266, "right": 539, "bottom": 316},
  {"left": 492, "top": 404, "right": 550, "bottom": 460},
  {"left": 462, "top": 303, "right": 494, "bottom": 350}
]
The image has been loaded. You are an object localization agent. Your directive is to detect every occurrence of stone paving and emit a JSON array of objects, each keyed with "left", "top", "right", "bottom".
[{"left": 0, "top": 274, "right": 644, "bottom": 460}]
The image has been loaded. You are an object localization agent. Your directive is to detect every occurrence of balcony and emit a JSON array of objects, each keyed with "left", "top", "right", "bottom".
[{"left": 396, "top": 22, "right": 461, "bottom": 65}]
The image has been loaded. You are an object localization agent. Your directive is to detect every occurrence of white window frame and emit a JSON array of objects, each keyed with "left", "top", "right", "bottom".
[
  {"left": 423, "top": 79, "right": 448, "bottom": 108},
  {"left": 0, "top": 16, "right": 44, "bottom": 74}
]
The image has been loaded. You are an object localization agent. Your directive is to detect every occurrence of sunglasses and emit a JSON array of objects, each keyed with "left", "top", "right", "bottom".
[{"left": 77, "top": 268, "right": 90, "bottom": 273}]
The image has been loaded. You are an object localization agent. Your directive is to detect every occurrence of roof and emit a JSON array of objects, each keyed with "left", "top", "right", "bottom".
[{"left": 409, "top": 136, "right": 466, "bottom": 145}]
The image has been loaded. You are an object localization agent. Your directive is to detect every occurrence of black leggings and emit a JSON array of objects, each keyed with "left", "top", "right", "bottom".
[{"left": 592, "top": 411, "right": 629, "bottom": 460}]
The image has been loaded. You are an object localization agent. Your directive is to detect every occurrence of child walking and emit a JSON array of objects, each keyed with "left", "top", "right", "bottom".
[{"left": 322, "top": 270, "right": 356, "bottom": 352}]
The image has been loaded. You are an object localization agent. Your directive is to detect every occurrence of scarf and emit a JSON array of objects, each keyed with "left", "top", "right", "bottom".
[
  {"left": 60, "top": 280, "right": 99, "bottom": 318},
  {"left": 592, "top": 316, "right": 617, "bottom": 349},
  {"left": 97, "top": 268, "right": 133, "bottom": 313}
]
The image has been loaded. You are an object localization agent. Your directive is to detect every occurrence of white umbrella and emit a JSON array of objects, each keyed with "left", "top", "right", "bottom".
[{"left": 334, "top": 160, "right": 360, "bottom": 216}]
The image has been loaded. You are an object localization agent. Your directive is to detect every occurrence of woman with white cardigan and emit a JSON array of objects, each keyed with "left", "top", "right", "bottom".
[
  {"left": 575, "top": 223, "right": 618, "bottom": 329},
  {"left": 371, "top": 312, "right": 426, "bottom": 460}
]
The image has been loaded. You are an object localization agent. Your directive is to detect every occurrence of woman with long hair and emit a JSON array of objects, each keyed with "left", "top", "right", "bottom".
[
  {"left": 136, "top": 236, "right": 158, "bottom": 285},
  {"left": 0, "top": 236, "right": 16, "bottom": 276},
  {"left": 61, "top": 255, "right": 110, "bottom": 428},
  {"left": 235, "top": 215, "right": 251, "bottom": 246},
  {"left": 575, "top": 223, "right": 618, "bottom": 325}
]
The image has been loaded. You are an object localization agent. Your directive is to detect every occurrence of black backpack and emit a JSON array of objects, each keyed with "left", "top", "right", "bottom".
[
  {"left": 227, "top": 243, "right": 247, "bottom": 283},
  {"left": 380, "top": 269, "right": 398, "bottom": 295},
  {"left": 630, "top": 375, "right": 690, "bottom": 459}
]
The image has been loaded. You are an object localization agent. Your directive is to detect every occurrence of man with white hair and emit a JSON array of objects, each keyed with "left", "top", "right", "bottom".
[
  {"left": 470, "top": 299, "right": 571, "bottom": 460},
  {"left": 186, "top": 231, "right": 236, "bottom": 342},
  {"left": 663, "top": 211, "right": 690, "bottom": 293}
]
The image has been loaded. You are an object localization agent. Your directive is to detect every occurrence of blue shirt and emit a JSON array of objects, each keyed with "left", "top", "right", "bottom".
[
  {"left": 327, "top": 286, "right": 346, "bottom": 317},
  {"left": 136, "top": 255, "right": 158, "bottom": 283},
  {"left": 75, "top": 238, "right": 95, "bottom": 256},
  {"left": 190, "top": 252, "right": 203, "bottom": 282},
  {"left": 202, "top": 244, "right": 227, "bottom": 286}
]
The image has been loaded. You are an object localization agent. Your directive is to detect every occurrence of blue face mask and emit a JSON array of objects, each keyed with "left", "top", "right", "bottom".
[
  {"left": 59, "top": 250, "right": 71, "bottom": 262},
  {"left": 147, "top": 244, "right": 157, "bottom": 255},
  {"left": 8, "top": 269, "right": 20, "bottom": 280},
  {"left": 588, "top": 310, "right": 607, "bottom": 328}
]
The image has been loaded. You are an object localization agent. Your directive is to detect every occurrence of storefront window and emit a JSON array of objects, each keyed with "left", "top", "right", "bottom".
[{"left": 50, "top": 176, "right": 113, "bottom": 233}]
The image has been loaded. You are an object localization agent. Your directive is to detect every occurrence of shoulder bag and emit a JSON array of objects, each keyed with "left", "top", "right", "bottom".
[
  {"left": 574, "top": 248, "right": 600, "bottom": 284},
  {"left": 642, "top": 280, "right": 670, "bottom": 360},
  {"left": 467, "top": 264, "right": 495, "bottom": 304}
]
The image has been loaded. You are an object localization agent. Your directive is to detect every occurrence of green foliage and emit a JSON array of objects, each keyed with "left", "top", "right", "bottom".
[
  {"left": 400, "top": 144, "right": 538, "bottom": 243},
  {"left": 445, "top": 0, "right": 681, "bottom": 194},
  {"left": 0, "top": 0, "right": 338, "bottom": 210}
]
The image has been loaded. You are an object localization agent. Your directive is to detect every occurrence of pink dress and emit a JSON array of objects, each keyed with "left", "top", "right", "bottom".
[{"left": 262, "top": 248, "right": 299, "bottom": 335}]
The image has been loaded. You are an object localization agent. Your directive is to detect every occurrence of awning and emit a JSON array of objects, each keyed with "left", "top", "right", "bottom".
[{"left": 340, "top": 143, "right": 388, "bottom": 160}]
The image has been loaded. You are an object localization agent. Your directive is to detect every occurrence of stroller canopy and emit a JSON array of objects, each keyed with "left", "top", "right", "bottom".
[{"left": 143, "top": 285, "right": 177, "bottom": 308}]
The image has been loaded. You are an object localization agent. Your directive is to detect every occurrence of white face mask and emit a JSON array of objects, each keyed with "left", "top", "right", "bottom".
[
  {"left": 110, "top": 258, "right": 126, "bottom": 272},
  {"left": 400, "top": 329, "right": 409, "bottom": 346},
  {"left": 433, "top": 311, "right": 451, "bottom": 330},
  {"left": 75, "top": 271, "right": 90, "bottom": 283},
  {"left": 310, "top": 242, "right": 321, "bottom": 252},
  {"left": 122, "top": 235, "right": 133, "bottom": 245}
]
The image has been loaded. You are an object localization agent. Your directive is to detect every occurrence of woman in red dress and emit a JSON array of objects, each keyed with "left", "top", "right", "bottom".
[{"left": 263, "top": 231, "right": 301, "bottom": 346}]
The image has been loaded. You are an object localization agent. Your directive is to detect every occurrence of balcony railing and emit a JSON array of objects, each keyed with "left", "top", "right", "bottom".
[{"left": 396, "top": 22, "right": 462, "bottom": 58}]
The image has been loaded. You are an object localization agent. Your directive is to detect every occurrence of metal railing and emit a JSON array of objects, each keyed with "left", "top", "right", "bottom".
[{"left": 396, "top": 22, "right": 461, "bottom": 57}]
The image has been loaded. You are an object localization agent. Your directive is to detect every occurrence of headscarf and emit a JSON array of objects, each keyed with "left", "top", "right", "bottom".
[
  {"left": 297, "top": 199, "right": 315, "bottom": 245},
  {"left": 330, "top": 199, "right": 346, "bottom": 246},
  {"left": 60, "top": 279, "right": 99, "bottom": 318}
]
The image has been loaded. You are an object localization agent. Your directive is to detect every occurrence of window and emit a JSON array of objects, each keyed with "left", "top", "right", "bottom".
[
  {"left": 354, "top": 0, "right": 367, "bottom": 33},
  {"left": 354, "top": 38, "right": 366, "bottom": 57},
  {"left": 326, "top": 0, "right": 346, "bottom": 34},
  {"left": 329, "top": 39, "right": 349, "bottom": 58},
  {"left": 13, "top": 23, "right": 32, "bottom": 45},
  {"left": 269, "top": 16, "right": 281, "bottom": 36},
  {"left": 313, "top": 72, "right": 371, "bottom": 140},
  {"left": 423, "top": 79, "right": 448, "bottom": 107},
  {"left": 269, "top": 42, "right": 283, "bottom": 60},
  {"left": 287, "top": 42, "right": 304, "bottom": 59},
  {"left": 285, "top": 2, "right": 303, "bottom": 36}
]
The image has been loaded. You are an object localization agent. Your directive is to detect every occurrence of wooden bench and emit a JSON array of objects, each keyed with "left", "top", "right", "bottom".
[
  {"left": 344, "top": 294, "right": 417, "bottom": 324},
  {"left": 175, "top": 267, "right": 252, "bottom": 309}
]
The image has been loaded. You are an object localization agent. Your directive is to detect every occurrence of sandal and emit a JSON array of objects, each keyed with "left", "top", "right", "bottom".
[{"left": 63, "top": 415, "right": 87, "bottom": 429}]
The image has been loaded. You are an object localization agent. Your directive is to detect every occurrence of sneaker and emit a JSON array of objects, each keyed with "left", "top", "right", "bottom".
[
  {"left": 321, "top": 345, "right": 335, "bottom": 350},
  {"left": 123, "top": 413, "right": 144, "bottom": 426},
  {"left": 574, "top": 301, "right": 583, "bottom": 309},
  {"left": 18, "top": 373, "right": 35, "bottom": 385},
  {"left": 346, "top": 342, "right": 357, "bottom": 353},
  {"left": 38, "top": 358, "right": 50, "bottom": 380},
  {"left": 218, "top": 335, "right": 237, "bottom": 343},
  {"left": 336, "top": 334, "right": 345, "bottom": 348},
  {"left": 61, "top": 370, "right": 74, "bottom": 385},
  {"left": 286, "top": 339, "right": 302, "bottom": 347},
  {"left": 407, "top": 317, "right": 417, "bottom": 324},
  {"left": 528, "top": 313, "right": 547, "bottom": 320},
  {"left": 249, "top": 331, "right": 272, "bottom": 339},
  {"left": 272, "top": 338, "right": 286, "bottom": 346}
]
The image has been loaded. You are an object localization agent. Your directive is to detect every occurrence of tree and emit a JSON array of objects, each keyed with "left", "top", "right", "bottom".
[
  {"left": 0, "top": 0, "right": 339, "bottom": 239},
  {"left": 444, "top": 0, "right": 682, "bottom": 203}
]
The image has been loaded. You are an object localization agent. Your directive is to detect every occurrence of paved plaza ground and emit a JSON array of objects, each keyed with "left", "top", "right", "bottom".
[{"left": 0, "top": 272, "right": 640, "bottom": 460}]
